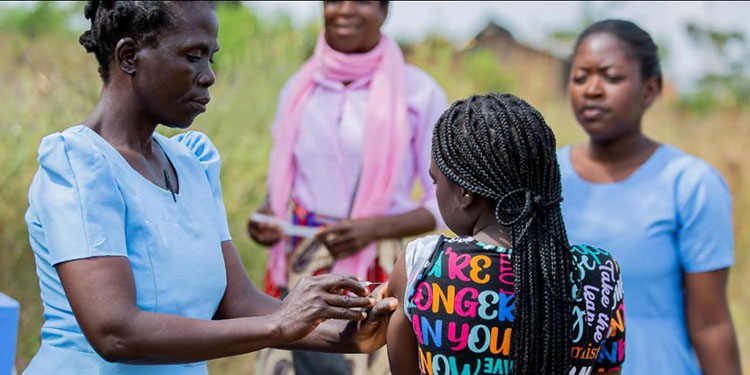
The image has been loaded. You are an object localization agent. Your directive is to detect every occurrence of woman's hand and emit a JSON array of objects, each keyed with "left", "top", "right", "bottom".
[
  {"left": 346, "top": 283, "right": 398, "bottom": 353},
  {"left": 269, "top": 274, "right": 375, "bottom": 344},
  {"left": 247, "top": 203, "right": 283, "bottom": 247},
  {"left": 316, "top": 218, "right": 380, "bottom": 259},
  {"left": 316, "top": 208, "right": 437, "bottom": 260}
]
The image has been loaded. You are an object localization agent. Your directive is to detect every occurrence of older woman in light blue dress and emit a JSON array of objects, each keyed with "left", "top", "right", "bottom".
[{"left": 22, "top": 2, "right": 394, "bottom": 374}]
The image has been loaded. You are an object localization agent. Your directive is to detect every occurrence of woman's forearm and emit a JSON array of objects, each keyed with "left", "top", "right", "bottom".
[
  {"left": 103, "top": 310, "right": 285, "bottom": 364},
  {"left": 690, "top": 319, "right": 742, "bottom": 375},
  {"left": 58, "top": 257, "right": 288, "bottom": 365},
  {"left": 59, "top": 253, "right": 376, "bottom": 365},
  {"left": 373, "top": 207, "right": 436, "bottom": 240},
  {"left": 111, "top": 292, "right": 377, "bottom": 363},
  {"left": 685, "top": 269, "right": 742, "bottom": 375}
]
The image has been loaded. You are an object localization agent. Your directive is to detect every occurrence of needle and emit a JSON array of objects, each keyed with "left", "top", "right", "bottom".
[{"left": 359, "top": 281, "right": 385, "bottom": 287}]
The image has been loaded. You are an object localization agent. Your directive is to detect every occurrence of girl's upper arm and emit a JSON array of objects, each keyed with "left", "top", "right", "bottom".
[{"left": 386, "top": 251, "right": 420, "bottom": 375}]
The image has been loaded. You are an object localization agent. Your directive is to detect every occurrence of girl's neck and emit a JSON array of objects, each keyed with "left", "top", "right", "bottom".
[{"left": 471, "top": 214, "right": 513, "bottom": 249}]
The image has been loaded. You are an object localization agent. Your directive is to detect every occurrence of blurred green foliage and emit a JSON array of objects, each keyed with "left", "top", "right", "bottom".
[
  {"left": 0, "top": 2, "right": 81, "bottom": 38},
  {"left": 679, "top": 21, "right": 750, "bottom": 114},
  {"left": 463, "top": 48, "right": 517, "bottom": 94}
]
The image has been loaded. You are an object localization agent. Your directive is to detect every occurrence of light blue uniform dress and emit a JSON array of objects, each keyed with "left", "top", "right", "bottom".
[
  {"left": 558, "top": 145, "right": 735, "bottom": 375},
  {"left": 23, "top": 125, "right": 231, "bottom": 375}
]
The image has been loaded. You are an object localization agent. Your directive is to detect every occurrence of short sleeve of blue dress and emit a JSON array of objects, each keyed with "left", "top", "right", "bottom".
[
  {"left": 172, "top": 131, "right": 231, "bottom": 242},
  {"left": 674, "top": 160, "right": 734, "bottom": 272},
  {"left": 24, "top": 126, "right": 228, "bottom": 375},
  {"left": 28, "top": 131, "right": 128, "bottom": 265}
]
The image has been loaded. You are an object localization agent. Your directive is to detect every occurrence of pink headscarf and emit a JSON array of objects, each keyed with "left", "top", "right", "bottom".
[{"left": 266, "top": 32, "right": 408, "bottom": 286}]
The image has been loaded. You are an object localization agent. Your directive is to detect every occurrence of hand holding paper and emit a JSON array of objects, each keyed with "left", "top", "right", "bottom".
[{"left": 250, "top": 213, "right": 321, "bottom": 238}]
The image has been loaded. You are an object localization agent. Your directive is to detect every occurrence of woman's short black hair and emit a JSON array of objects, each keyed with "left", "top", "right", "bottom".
[
  {"left": 79, "top": 1, "right": 176, "bottom": 82},
  {"left": 574, "top": 19, "right": 663, "bottom": 91}
]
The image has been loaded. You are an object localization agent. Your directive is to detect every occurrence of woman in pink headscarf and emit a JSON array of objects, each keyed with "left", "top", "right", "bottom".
[{"left": 247, "top": 1, "right": 446, "bottom": 374}]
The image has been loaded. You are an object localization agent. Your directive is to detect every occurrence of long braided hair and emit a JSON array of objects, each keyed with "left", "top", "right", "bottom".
[{"left": 432, "top": 93, "right": 575, "bottom": 374}]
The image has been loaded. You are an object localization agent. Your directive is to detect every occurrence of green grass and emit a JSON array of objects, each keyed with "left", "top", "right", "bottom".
[{"left": 0, "top": 4, "right": 747, "bottom": 373}]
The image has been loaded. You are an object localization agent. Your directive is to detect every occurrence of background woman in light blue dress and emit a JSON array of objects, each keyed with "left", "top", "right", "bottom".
[
  {"left": 22, "top": 2, "right": 394, "bottom": 374},
  {"left": 559, "top": 19, "right": 741, "bottom": 374}
]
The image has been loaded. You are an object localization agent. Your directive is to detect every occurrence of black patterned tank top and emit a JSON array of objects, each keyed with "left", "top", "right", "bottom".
[{"left": 405, "top": 236, "right": 625, "bottom": 375}]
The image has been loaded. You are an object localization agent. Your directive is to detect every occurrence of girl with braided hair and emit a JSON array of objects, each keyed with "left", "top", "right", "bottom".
[
  {"left": 560, "top": 20, "right": 741, "bottom": 374},
  {"left": 386, "top": 93, "right": 625, "bottom": 375},
  {"left": 22, "top": 2, "right": 396, "bottom": 374}
]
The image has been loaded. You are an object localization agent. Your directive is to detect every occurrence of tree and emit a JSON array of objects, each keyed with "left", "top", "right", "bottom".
[{"left": 682, "top": 21, "right": 750, "bottom": 110}]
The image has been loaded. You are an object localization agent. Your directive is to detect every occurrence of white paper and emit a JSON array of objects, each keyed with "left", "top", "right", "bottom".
[{"left": 250, "top": 212, "right": 320, "bottom": 238}]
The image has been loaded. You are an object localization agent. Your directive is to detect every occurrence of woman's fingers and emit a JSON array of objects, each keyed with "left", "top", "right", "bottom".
[
  {"left": 326, "top": 307, "right": 368, "bottom": 321},
  {"left": 251, "top": 221, "right": 281, "bottom": 233},
  {"left": 318, "top": 221, "right": 350, "bottom": 234},
  {"left": 318, "top": 274, "right": 369, "bottom": 296},
  {"left": 309, "top": 276, "right": 372, "bottom": 321},
  {"left": 316, "top": 222, "right": 351, "bottom": 241},
  {"left": 247, "top": 217, "right": 283, "bottom": 246},
  {"left": 324, "top": 233, "right": 360, "bottom": 256},
  {"left": 247, "top": 204, "right": 284, "bottom": 245},
  {"left": 324, "top": 293, "right": 374, "bottom": 309},
  {"left": 365, "top": 297, "right": 398, "bottom": 321},
  {"left": 327, "top": 241, "right": 362, "bottom": 260},
  {"left": 327, "top": 233, "right": 356, "bottom": 248},
  {"left": 316, "top": 222, "right": 371, "bottom": 259},
  {"left": 370, "top": 282, "right": 388, "bottom": 300}
]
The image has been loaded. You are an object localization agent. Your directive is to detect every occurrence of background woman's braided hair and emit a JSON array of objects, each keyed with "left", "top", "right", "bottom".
[
  {"left": 78, "top": 1, "right": 178, "bottom": 82},
  {"left": 573, "top": 19, "right": 663, "bottom": 92},
  {"left": 433, "top": 93, "right": 575, "bottom": 374}
]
